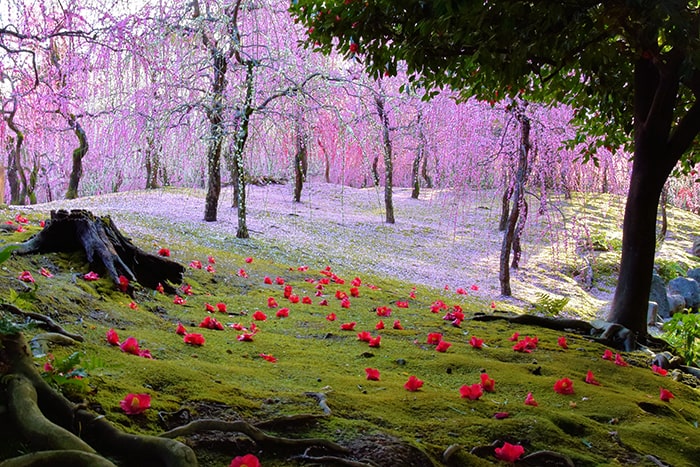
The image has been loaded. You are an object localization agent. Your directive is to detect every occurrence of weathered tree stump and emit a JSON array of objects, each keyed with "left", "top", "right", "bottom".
[{"left": 14, "top": 209, "right": 184, "bottom": 293}]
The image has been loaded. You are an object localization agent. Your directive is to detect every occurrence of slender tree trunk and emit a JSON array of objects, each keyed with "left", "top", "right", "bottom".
[
  {"left": 411, "top": 114, "right": 426, "bottom": 199},
  {"left": 319, "top": 138, "right": 331, "bottom": 183},
  {"left": 511, "top": 197, "right": 528, "bottom": 269},
  {"left": 233, "top": 61, "right": 255, "bottom": 239},
  {"left": 6, "top": 103, "right": 27, "bottom": 205},
  {"left": 65, "top": 115, "right": 88, "bottom": 200},
  {"left": 658, "top": 184, "right": 668, "bottom": 242},
  {"left": 498, "top": 183, "right": 512, "bottom": 232},
  {"left": 421, "top": 151, "right": 432, "bottom": 189},
  {"left": 203, "top": 48, "right": 228, "bottom": 222},
  {"left": 499, "top": 113, "right": 530, "bottom": 296},
  {"left": 293, "top": 113, "right": 308, "bottom": 203},
  {"left": 144, "top": 134, "right": 160, "bottom": 190},
  {"left": 374, "top": 95, "right": 394, "bottom": 224}
]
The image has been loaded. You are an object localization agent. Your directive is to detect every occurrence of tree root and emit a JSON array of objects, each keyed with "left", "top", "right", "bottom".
[
  {"left": 159, "top": 418, "right": 349, "bottom": 455},
  {"left": 1, "top": 303, "right": 83, "bottom": 342},
  {"left": 0, "top": 450, "right": 118, "bottom": 467},
  {"left": 305, "top": 391, "right": 332, "bottom": 415},
  {"left": 1, "top": 332, "right": 198, "bottom": 467},
  {"left": 289, "top": 448, "right": 379, "bottom": 467}
]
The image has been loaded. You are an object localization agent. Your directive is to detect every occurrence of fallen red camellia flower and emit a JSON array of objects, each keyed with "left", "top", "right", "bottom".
[
  {"left": 459, "top": 383, "right": 483, "bottom": 400},
  {"left": 229, "top": 454, "right": 260, "bottom": 467},
  {"left": 120, "top": 393, "right": 151, "bottom": 415},
  {"left": 340, "top": 322, "right": 357, "bottom": 331},
  {"left": 83, "top": 271, "right": 99, "bottom": 281},
  {"left": 404, "top": 375, "right": 424, "bottom": 392},
  {"left": 120, "top": 336, "right": 140, "bottom": 355},
  {"left": 365, "top": 368, "right": 380, "bottom": 381},
  {"left": 426, "top": 332, "right": 443, "bottom": 345},
  {"left": 183, "top": 333, "right": 205, "bottom": 346},
  {"left": 585, "top": 370, "right": 601, "bottom": 386},
  {"left": 659, "top": 387, "right": 674, "bottom": 402},
  {"left": 553, "top": 377, "right": 575, "bottom": 395},
  {"left": 494, "top": 441, "right": 525, "bottom": 463},
  {"left": 158, "top": 248, "right": 170, "bottom": 257},
  {"left": 435, "top": 340, "right": 452, "bottom": 352},
  {"left": 106, "top": 329, "right": 120, "bottom": 346},
  {"left": 524, "top": 392, "right": 538, "bottom": 406},
  {"left": 252, "top": 310, "right": 267, "bottom": 321},
  {"left": 176, "top": 323, "right": 187, "bottom": 335},
  {"left": 480, "top": 373, "right": 495, "bottom": 392}
]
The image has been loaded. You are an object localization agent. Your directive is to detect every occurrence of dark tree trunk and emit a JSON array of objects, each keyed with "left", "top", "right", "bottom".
[
  {"left": 608, "top": 56, "right": 695, "bottom": 338},
  {"left": 232, "top": 61, "right": 255, "bottom": 239},
  {"left": 15, "top": 210, "right": 185, "bottom": 293},
  {"left": 144, "top": 134, "right": 160, "bottom": 190},
  {"left": 27, "top": 154, "right": 40, "bottom": 204},
  {"left": 374, "top": 95, "right": 394, "bottom": 224},
  {"left": 203, "top": 49, "right": 228, "bottom": 222},
  {"left": 499, "top": 113, "right": 530, "bottom": 296},
  {"left": 293, "top": 114, "right": 308, "bottom": 203},
  {"left": 411, "top": 113, "right": 426, "bottom": 199},
  {"left": 318, "top": 138, "right": 331, "bottom": 183},
  {"left": 511, "top": 197, "right": 528, "bottom": 269},
  {"left": 421, "top": 149, "right": 432, "bottom": 189},
  {"left": 498, "top": 183, "right": 512, "bottom": 232},
  {"left": 65, "top": 115, "right": 88, "bottom": 200},
  {"left": 6, "top": 103, "right": 28, "bottom": 205}
]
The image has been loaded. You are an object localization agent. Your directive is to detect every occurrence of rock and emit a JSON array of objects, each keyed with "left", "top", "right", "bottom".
[
  {"left": 687, "top": 268, "right": 700, "bottom": 284},
  {"left": 647, "top": 302, "right": 658, "bottom": 326},
  {"left": 667, "top": 277, "right": 700, "bottom": 311},
  {"left": 667, "top": 294, "right": 686, "bottom": 316},
  {"left": 649, "top": 273, "right": 670, "bottom": 319},
  {"left": 693, "top": 237, "right": 700, "bottom": 257}
]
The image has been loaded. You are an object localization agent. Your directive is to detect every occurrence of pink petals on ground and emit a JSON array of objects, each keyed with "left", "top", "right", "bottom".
[
  {"left": 524, "top": 392, "right": 539, "bottom": 406},
  {"left": 18, "top": 271, "right": 35, "bottom": 282},
  {"left": 83, "top": 271, "right": 99, "bottom": 281}
]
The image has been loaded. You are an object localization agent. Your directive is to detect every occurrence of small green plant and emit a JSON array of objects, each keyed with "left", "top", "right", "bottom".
[
  {"left": 532, "top": 293, "right": 570, "bottom": 316},
  {"left": 655, "top": 259, "right": 688, "bottom": 283},
  {"left": 663, "top": 311, "right": 700, "bottom": 366},
  {"left": 41, "top": 351, "right": 99, "bottom": 395}
]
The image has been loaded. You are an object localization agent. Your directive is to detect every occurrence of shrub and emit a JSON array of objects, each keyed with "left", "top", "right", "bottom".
[
  {"left": 532, "top": 293, "right": 570, "bottom": 316},
  {"left": 655, "top": 259, "right": 688, "bottom": 283},
  {"left": 663, "top": 311, "right": 700, "bottom": 366}
]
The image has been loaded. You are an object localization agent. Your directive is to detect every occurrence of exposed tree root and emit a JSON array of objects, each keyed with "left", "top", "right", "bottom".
[
  {"left": 289, "top": 449, "right": 379, "bottom": 467},
  {"left": 0, "top": 303, "right": 83, "bottom": 342},
  {"left": 0, "top": 332, "right": 198, "bottom": 467},
  {"left": 304, "top": 391, "right": 332, "bottom": 415},
  {"left": 159, "top": 418, "right": 349, "bottom": 455},
  {"left": 0, "top": 450, "right": 118, "bottom": 467},
  {"left": 14, "top": 209, "right": 184, "bottom": 293},
  {"left": 254, "top": 413, "right": 327, "bottom": 430}
]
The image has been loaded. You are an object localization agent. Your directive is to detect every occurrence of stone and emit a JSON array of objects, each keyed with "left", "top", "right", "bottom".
[
  {"left": 647, "top": 302, "right": 658, "bottom": 326},
  {"left": 667, "top": 277, "right": 700, "bottom": 311},
  {"left": 667, "top": 293, "right": 686, "bottom": 316},
  {"left": 649, "top": 273, "right": 670, "bottom": 319},
  {"left": 687, "top": 268, "right": 700, "bottom": 284},
  {"left": 693, "top": 237, "right": 700, "bottom": 257}
]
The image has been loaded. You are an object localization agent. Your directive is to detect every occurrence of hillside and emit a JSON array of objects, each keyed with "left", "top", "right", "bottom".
[{"left": 1, "top": 183, "right": 699, "bottom": 466}]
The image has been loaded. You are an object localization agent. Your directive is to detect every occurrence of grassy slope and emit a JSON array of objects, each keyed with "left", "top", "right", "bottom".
[{"left": 0, "top": 193, "right": 699, "bottom": 467}]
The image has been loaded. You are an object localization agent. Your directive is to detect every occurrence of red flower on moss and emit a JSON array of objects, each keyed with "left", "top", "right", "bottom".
[
  {"left": 229, "top": 454, "right": 260, "bottom": 467},
  {"left": 176, "top": 322, "right": 187, "bottom": 335},
  {"left": 480, "top": 373, "right": 495, "bottom": 392},
  {"left": 326, "top": 312, "right": 337, "bottom": 321},
  {"left": 319, "top": 298, "right": 329, "bottom": 306},
  {"left": 156, "top": 283, "right": 164, "bottom": 293},
  {"left": 585, "top": 370, "right": 600, "bottom": 385},
  {"left": 128, "top": 301, "right": 138, "bottom": 310},
  {"left": 341, "top": 322, "right": 356, "bottom": 331},
  {"left": 426, "top": 333, "right": 443, "bottom": 345},
  {"left": 651, "top": 365, "right": 668, "bottom": 376},
  {"left": 368, "top": 336, "right": 381, "bottom": 348},
  {"left": 275, "top": 276, "right": 285, "bottom": 285},
  {"left": 524, "top": 392, "right": 538, "bottom": 406},
  {"left": 508, "top": 332, "right": 520, "bottom": 342},
  {"left": 237, "top": 268, "right": 248, "bottom": 278},
  {"left": 459, "top": 383, "right": 483, "bottom": 400},
  {"left": 199, "top": 316, "right": 224, "bottom": 330},
  {"left": 557, "top": 336, "right": 568, "bottom": 349},
  {"left": 15, "top": 214, "right": 28, "bottom": 224},
  {"left": 173, "top": 295, "right": 186, "bottom": 305},
  {"left": 118, "top": 275, "right": 129, "bottom": 292},
  {"left": 216, "top": 302, "right": 228, "bottom": 313},
  {"left": 357, "top": 331, "right": 372, "bottom": 342},
  {"left": 429, "top": 300, "right": 448, "bottom": 313},
  {"left": 158, "top": 248, "right": 170, "bottom": 257},
  {"left": 245, "top": 257, "right": 253, "bottom": 263},
  {"left": 396, "top": 300, "right": 409, "bottom": 308},
  {"left": 376, "top": 306, "right": 391, "bottom": 317},
  {"left": 340, "top": 298, "right": 351, "bottom": 308},
  {"left": 259, "top": 353, "right": 277, "bottom": 363},
  {"left": 238, "top": 332, "right": 255, "bottom": 342},
  {"left": 614, "top": 353, "right": 629, "bottom": 367},
  {"left": 365, "top": 368, "right": 380, "bottom": 381},
  {"left": 435, "top": 340, "right": 452, "bottom": 352},
  {"left": 120, "top": 337, "right": 140, "bottom": 355},
  {"left": 602, "top": 349, "right": 614, "bottom": 360},
  {"left": 184, "top": 333, "right": 205, "bottom": 346},
  {"left": 267, "top": 297, "right": 278, "bottom": 308},
  {"left": 181, "top": 284, "right": 193, "bottom": 295},
  {"left": 494, "top": 442, "right": 524, "bottom": 463},
  {"left": 553, "top": 377, "right": 575, "bottom": 395},
  {"left": 39, "top": 267, "right": 53, "bottom": 278},
  {"left": 83, "top": 271, "right": 99, "bottom": 281},
  {"left": 404, "top": 375, "right": 424, "bottom": 392},
  {"left": 469, "top": 336, "right": 484, "bottom": 349},
  {"left": 284, "top": 285, "right": 293, "bottom": 298},
  {"left": 393, "top": 320, "right": 403, "bottom": 330},
  {"left": 106, "top": 328, "right": 120, "bottom": 345},
  {"left": 376, "top": 320, "right": 385, "bottom": 330},
  {"left": 659, "top": 387, "right": 674, "bottom": 402},
  {"left": 302, "top": 296, "right": 313, "bottom": 304},
  {"left": 263, "top": 276, "right": 273, "bottom": 285},
  {"left": 350, "top": 287, "right": 360, "bottom": 297},
  {"left": 189, "top": 260, "right": 202, "bottom": 269},
  {"left": 120, "top": 393, "right": 151, "bottom": 415},
  {"left": 207, "top": 255, "right": 216, "bottom": 264},
  {"left": 252, "top": 310, "right": 267, "bottom": 321},
  {"left": 289, "top": 294, "right": 300, "bottom": 304},
  {"left": 456, "top": 287, "right": 467, "bottom": 295},
  {"left": 351, "top": 277, "right": 362, "bottom": 287},
  {"left": 276, "top": 307, "right": 289, "bottom": 318},
  {"left": 206, "top": 264, "right": 215, "bottom": 272}
]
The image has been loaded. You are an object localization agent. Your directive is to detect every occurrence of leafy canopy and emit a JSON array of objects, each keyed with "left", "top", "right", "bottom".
[{"left": 290, "top": 1, "right": 700, "bottom": 164}]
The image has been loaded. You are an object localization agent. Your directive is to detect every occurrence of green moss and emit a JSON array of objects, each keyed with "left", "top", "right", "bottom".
[{"left": 1, "top": 206, "right": 699, "bottom": 466}]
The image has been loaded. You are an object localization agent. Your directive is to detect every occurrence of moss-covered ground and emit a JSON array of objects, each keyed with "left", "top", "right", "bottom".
[{"left": 0, "top": 202, "right": 699, "bottom": 467}]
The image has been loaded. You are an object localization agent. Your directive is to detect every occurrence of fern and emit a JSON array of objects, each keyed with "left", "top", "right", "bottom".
[
  {"left": 663, "top": 311, "right": 700, "bottom": 366},
  {"left": 533, "top": 293, "right": 570, "bottom": 316}
]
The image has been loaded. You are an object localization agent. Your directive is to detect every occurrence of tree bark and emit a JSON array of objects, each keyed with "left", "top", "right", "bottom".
[
  {"left": 499, "top": 113, "right": 530, "bottom": 296},
  {"left": 5, "top": 101, "right": 28, "bottom": 205},
  {"left": 374, "top": 95, "right": 394, "bottom": 224},
  {"left": 232, "top": 61, "right": 255, "bottom": 239},
  {"left": 411, "top": 113, "right": 426, "bottom": 199},
  {"left": 203, "top": 48, "right": 228, "bottom": 222},
  {"left": 65, "top": 115, "right": 88, "bottom": 200},
  {"left": 15, "top": 209, "right": 185, "bottom": 293},
  {"left": 293, "top": 113, "right": 308, "bottom": 203}
]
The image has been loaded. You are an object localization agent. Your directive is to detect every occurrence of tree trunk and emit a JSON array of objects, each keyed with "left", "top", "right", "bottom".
[
  {"left": 6, "top": 103, "right": 28, "bottom": 205},
  {"left": 658, "top": 184, "right": 668, "bottom": 242},
  {"left": 318, "top": 138, "right": 331, "bottom": 183},
  {"left": 293, "top": 113, "right": 308, "bottom": 203},
  {"left": 15, "top": 209, "right": 185, "bottom": 293},
  {"left": 608, "top": 57, "right": 688, "bottom": 338},
  {"left": 233, "top": 61, "right": 255, "bottom": 239},
  {"left": 411, "top": 113, "right": 426, "bottom": 199},
  {"left": 499, "top": 113, "right": 530, "bottom": 296},
  {"left": 203, "top": 48, "right": 228, "bottom": 222},
  {"left": 144, "top": 134, "right": 161, "bottom": 190},
  {"left": 65, "top": 115, "right": 88, "bottom": 200},
  {"left": 498, "top": 183, "right": 512, "bottom": 232},
  {"left": 374, "top": 95, "right": 394, "bottom": 224},
  {"left": 421, "top": 150, "right": 432, "bottom": 189},
  {"left": 511, "top": 197, "right": 528, "bottom": 269}
]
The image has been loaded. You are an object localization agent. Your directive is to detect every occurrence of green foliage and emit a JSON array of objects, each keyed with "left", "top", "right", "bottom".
[
  {"left": 40, "top": 351, "right": 97, "bottom": 396},
  {"left": 663, "top": 311, "right": 700, "bottom": 366},
  {"left": 0, "top": 314, "right": 33, "bottom": 336},
  {"left": 655, "top": 259, "right": 688, "bottom": 283},
  {"left": 0, "top": 243, "right": 21, "bottom": 265},
  {"left": 532, "top": 293, "right": 570, "bottom": 316}
]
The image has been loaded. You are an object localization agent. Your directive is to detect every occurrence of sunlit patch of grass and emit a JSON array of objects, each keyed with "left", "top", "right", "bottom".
[{"left": 1, "top": 205, "right": 700, "bottom": 466}]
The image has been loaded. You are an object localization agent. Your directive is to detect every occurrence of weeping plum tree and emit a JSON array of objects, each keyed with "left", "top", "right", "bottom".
[{"left": 292, "top": 1, "right": 700, "bottom": 341}]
